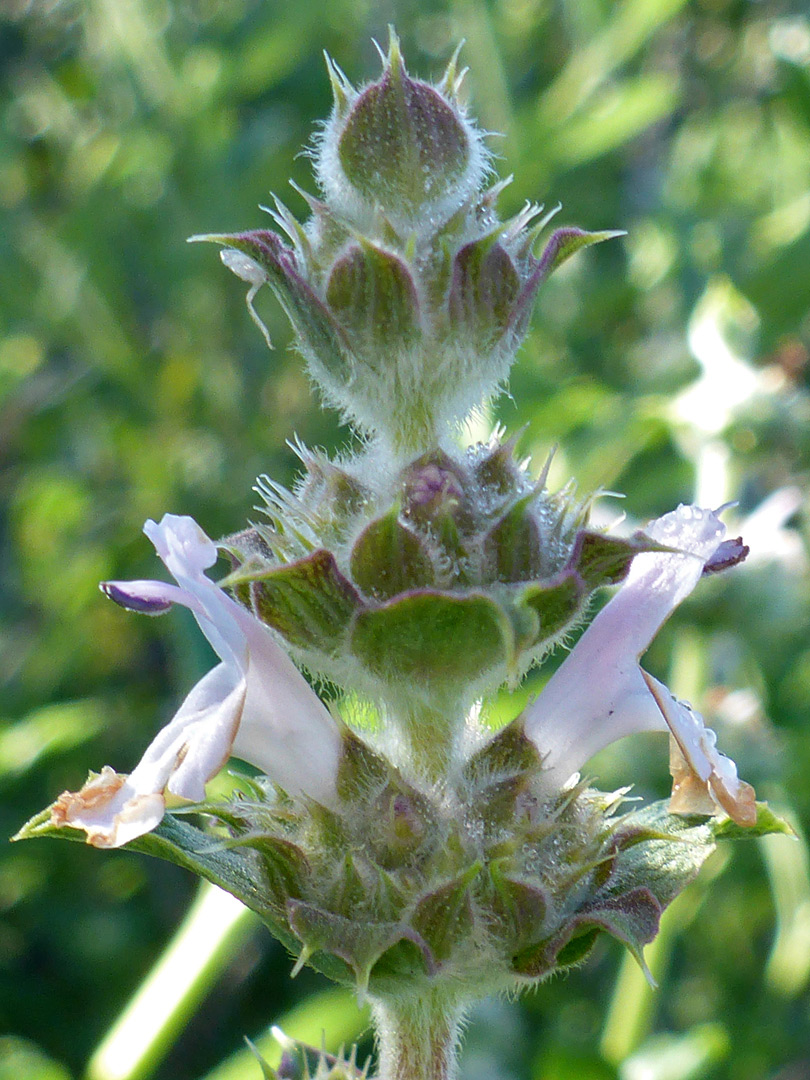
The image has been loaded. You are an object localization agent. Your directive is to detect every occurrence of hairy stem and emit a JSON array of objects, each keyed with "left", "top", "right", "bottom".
[
  {"left": 373, "top": 992, "right": 464, "bottom": 1080},
  {"left": 399, "top": 701, "right": 464, "bottom": 784}
]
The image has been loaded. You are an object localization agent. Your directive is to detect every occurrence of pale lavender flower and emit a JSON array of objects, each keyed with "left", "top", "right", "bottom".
[
  {"left": 523, "top": 504, "right": 756, "bottom": 825},
  {"left": 51, "top": 515, "right": 341, "bottom": 848}
]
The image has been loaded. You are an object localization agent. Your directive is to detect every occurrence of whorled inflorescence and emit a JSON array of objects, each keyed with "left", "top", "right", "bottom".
[
  {"left": 17, "top": 30, "right": 787, "bottom": 1080},
  {"left": 221, "top": 434, "right": 668, "bottom": 762}
]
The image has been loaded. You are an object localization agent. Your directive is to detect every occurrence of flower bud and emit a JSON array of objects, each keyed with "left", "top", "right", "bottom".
[
  {"left": 482, "top": 491, "right": 546, "bottom": 583},
  {"left": 220, "top": 433, "right": 669, "bottom": 718},
  {"left": 196, "top": 39, "right": 623, "bottom": 451},
  {"left": 448, "top": 234, "right": 521, "bottom": 350},
  {"left": 400, "top": 450, "right": 474, "bottom": 553},
  {"left": 317, "top": 28, "right": 488, "bottom": 236}
]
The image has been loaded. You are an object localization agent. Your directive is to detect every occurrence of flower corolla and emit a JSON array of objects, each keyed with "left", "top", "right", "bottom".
[
  {"left": 51, "top": 515, "right": 342, "bottom": 848},
  {"left": 523, "top": 504, "right": 757, "bottom": 825}
]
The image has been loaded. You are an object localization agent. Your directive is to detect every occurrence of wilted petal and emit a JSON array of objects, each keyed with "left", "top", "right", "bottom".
[
  {"left": 642, "top": 672, "right": 757, "bottom": 826},
  {"left": 51, "top": 767, "right": 165, "bottom": 850},
  {"left": 52, "top": 660, "right": 246, "bottom": 849},
  {"left": 523, "top": 505, "right": 751, "bottom": 815}
]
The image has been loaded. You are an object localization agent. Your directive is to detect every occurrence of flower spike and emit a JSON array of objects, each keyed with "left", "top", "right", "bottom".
[{"left": 16, "top": 34, "right": 788, "bottom": 1044}]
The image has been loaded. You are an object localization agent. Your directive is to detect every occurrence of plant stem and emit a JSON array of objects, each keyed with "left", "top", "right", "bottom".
[
  {"left": 400, "top": 702, "right": 461, "bottom": 784},
  {"left": 373, "top": 991, "right": 464, "bottom": 1080}
]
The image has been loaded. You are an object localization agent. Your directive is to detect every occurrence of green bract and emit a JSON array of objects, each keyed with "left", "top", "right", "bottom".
[
  {"left": 19, "top": 741, "right": 791, "bottom": 1001},
  {"left": 223, "top": 437, "right": 666, "bottom": 733},
  {"left": 192, "top": 29, "right": 621, "bottom": 452}
]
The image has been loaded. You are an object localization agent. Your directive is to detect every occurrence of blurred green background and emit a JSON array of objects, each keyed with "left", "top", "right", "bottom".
[{"left": 1, "top": 1, "right": 809, "bottom": 1078}]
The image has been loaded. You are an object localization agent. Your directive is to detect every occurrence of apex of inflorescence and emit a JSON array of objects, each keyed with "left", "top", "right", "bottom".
[
  {"left": 316, "top": 27, "right": 488, "bottom": 237},
  {"left": 191, "top": 30, "right": 620, "bottom": 452}
]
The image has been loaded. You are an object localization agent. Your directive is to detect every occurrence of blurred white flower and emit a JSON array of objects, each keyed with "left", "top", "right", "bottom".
[{"left": 740, "top": 486, "right": 806, "bottom": 573}]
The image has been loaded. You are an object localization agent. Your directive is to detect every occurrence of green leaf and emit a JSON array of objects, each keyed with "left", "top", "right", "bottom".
[
  {"left": 15, "top": 807, "right": 356, "bottom": 986},
  {"left": 536, "top": 227, "right": 626, "bottom": 281},
  {"left": 336, "top": 728, "right": 393, "bottom": 801},
  {"left": 607, "top": 801, "right": 717, "bottom": 910},
  {"left": 572, "top": 530, "right": 668, "bottom": 591},
  {"left": 221, "top": 834, "right": 311, "bottom": 905},
  {"left": 604, "top": 799, "right": 793, "bottom": 919},
  {"left": 512, "top": 888, "right": 661, "bottom": 978},
  {"left": 712, "top": 803, "right": 795, "bottom": 841},
  {"left": 482, "top": 492, "right": 544, "bottom": 583},
  {"left": 326, "top": 242, "right": 422, "bottom": 360},
  {"left": 487, "top": 863, "right": 548, "bottom": 950},
  {"left": 463, "top": 720, "right": 542, "bottom": 785},
  {"left": 448, "top": 235, "right": 521, "bottom": 346},
  {"left": 410, "top": 863, "right": 482, "bottom": 961},
  {"left": 510, "top": 228, "right": 624, "bottom": 335},
  {"left": 286, "top": 901, "right": 434, "bottom": 992},
  {"left": 552, "top": 928, "right": 601, "bottom": 970},
  {"left": 17, "top": 808, "right": 274, "bottom": 913},
  {"left": 515, "top": 570, "right": 585, "bottom": 645}
]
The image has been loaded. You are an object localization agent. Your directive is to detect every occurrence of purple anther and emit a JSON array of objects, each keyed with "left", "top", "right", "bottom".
[{"left": 702, "top": 537, "right": 750, "bottom": 575}]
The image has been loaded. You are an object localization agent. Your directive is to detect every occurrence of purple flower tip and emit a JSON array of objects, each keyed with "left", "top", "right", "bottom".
[
  {"left": 100, "top": 581, "right": 175, "bottom": 615},
  {"left": 409, "top": 464, "right": 463, "bottom": 506},
  {"left": 702, "top": 537, "right": 750, "bottom": 575},
  {"left": 277, "top": 1051, "right": 300, "bottom": 1080}
]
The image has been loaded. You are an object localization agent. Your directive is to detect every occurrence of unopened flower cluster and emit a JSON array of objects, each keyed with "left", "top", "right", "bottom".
[{"left": 21, "top": 33, "right": 773, "bottom": 1019}]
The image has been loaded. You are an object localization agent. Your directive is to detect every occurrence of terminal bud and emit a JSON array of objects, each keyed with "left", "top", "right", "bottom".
[{"left": 317, "top": 28, "right": 488, "bottom": 236}]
